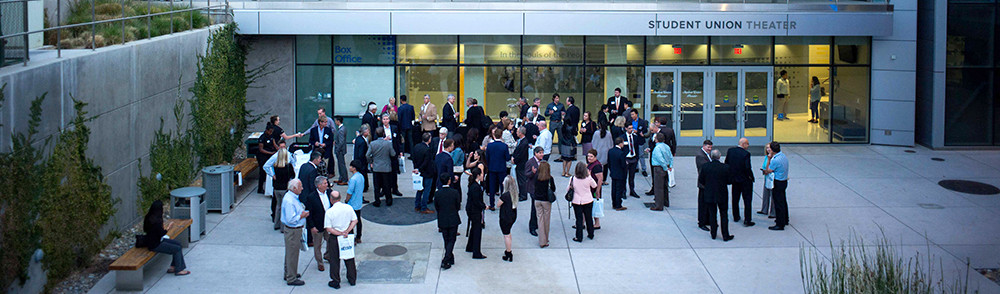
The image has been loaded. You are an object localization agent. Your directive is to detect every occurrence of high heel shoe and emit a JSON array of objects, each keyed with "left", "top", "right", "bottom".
[{"left": 502, "top": 251, "right": 513, "bottom": 262}]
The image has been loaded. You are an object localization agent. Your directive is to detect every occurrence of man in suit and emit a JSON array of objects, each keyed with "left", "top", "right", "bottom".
[
  {"left": 607, "top": 138, "right": 628, "bottom": 210},
  {"left": 435, "top": 139, "right": 458, "bottom": 192},
  {"left": 435, "top": 174, "right": 462, "bottom": 270},
  {"left": 366, "top": 126, "right": 396, "bottom": 207},
  {"left": 353, "top": 125, "right": 371, "bottom": 193},
  {"left": 333, "top": 116, "right": 349, "bottom": 186},
  {"left": 441, "top": 94, "right": 459, "bottom": 136},
  {"left": 628, "top": 109, "right": 650, "bottom": 177},
  {"left": 379, "top": 113, "right": 404, "bottom": 197},
  {"left": 517, "top": 97, "right": 530, "bottom": 121},
  {"left": 726, "top": 138, "right": 755, "bottom": 227},
  {"left": 524, "top": 106, "right": 543, "bottom": 144},
  {"left": 658, "top": 117, "right": 677, "bottom": 157},
  {"left": 606, "top": 87, "right": 631, "bottom": 122},
  {"left": 620, "top": 124, "right": 641, "bottom": 198},
  {"left": 420, "top": 94, "right": 438, "bottom": 138},
  {"left": 512, "top": 127, "right": 531, "bottom": 202},
  {"left": 412, "top": 133, "right": 436, "bottom": 213},
  {"left": 362, "top": 104, "right": 379, "bottom": 138},
  {"left": 298, "top": 151, "right": 322, "bottom": 203},
  {"left": 309, "top": 116, "right": 334, "bottom": 165},
  {"left": 430, "top": 127, "right": 449, "bottom": 156},
  {"left": 525, "top": 147, "right": 543, "bottom": 236},
  {"left": 699, "top": 149, "right": 734, "bottom": 241},
  {"left": 397, "top": 95, "right": 416, "bottom": 155},
  {"left": 485, "top": 128, "right": 510, "bottom": 209},
  {"left": 695, "top": 140, "right": 713, "bottom": 232},
  {"left": 464, "top": 98, "right": 487, "bottom": 144},
  {"left": 303, "top": 176, "right": 332, "bottom": 271}
]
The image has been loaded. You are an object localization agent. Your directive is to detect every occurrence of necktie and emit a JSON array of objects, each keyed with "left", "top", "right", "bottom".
[
  {"left": 438, "top": 141, "right": 444, "bottom": 154},
  {"left": 627, "top": 135, "right": 635, "bottom": 157}
]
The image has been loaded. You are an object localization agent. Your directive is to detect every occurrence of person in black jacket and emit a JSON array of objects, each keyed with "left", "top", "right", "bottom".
[
  {"left": 699, "top": 149, "right": 734, "bottom": 241},
  {"left": 435, "top": 174, "right": 462, "bottom": 269},
  {"left": 512, "top": 127, "right": 531, "bottom": 201},
  {"left": 397, "top": 95, "right": 416, "bottom": 154},
  {"left": 607, "top": 137, "right": 628, "bottom": 210},
  {"left": 725, "top": 138, "right": 755, "bottom": 227},
  {"left": 378, "top": 114, "right": 404, "bottom": 197},
  {"left": 303, "top": 176, "right": 332, "bottom": 271},
  {"left": 412, "top": 133, "right": 436, "bottom": 213},
  {"left": 362, "top": 103, "right": 379, "bottom": 137},
  {"left": 464, "top": 98, "right": 487, "bottom": 143},
  {"left": 353, "top": 125, "right": 371, "bottom": 193},
  {"left": 309, "top": 116, "right": 335, "bottom": 165},
  {"left": 465, "top": 167, "right": 488, "bottom": 259},
  {"left": 442, "top": 94, "right": 459, "bottom": 136},
  {"left": 142, "top": 200, "right": 190, "bottom": 276}
]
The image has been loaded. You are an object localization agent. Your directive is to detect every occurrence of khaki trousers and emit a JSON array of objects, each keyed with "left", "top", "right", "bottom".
[
  {"left": 534, "top": 201, "right": 552, "bottom": 246},
  {"left": 283, "top": 225, "right": 302, "bottom": 283},
  {"left": 312, "top": 230, "right": 329, "bottom": 264}
]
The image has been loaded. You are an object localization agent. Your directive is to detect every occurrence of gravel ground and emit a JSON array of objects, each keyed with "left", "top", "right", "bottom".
[{"left": 980, "top": 268, "right": 1000, "bottom": 287}]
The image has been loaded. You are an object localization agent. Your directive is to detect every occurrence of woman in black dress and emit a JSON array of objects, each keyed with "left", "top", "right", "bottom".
[
  {"left": 580, "top": 111, "right": 597, "bottom": 157},
  {"left": 142, "top": 201, "right": 190, "bottom": 276},
  {"left": 465, "top": 167, "right": 487, "bottom": 259},
  {"left": 498, "top": 174, "right": 519, "bottom": 262}
]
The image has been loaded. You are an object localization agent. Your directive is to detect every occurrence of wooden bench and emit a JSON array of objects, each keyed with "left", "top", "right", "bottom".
[
  {"left": 109, "top": 219, "right": 193, "bottom": 291},
  {"left": 233, "top": 158, "right": 258, "bottom": 186}
]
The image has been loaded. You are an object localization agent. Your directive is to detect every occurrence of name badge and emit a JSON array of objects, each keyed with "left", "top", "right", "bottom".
[{"left": 324, "top": 134, "right": 329, "bottom": 139}]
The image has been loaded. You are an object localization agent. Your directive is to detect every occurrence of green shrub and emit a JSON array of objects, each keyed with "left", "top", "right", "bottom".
[
  {"left": 0, "top": 86, "right": 46, "bottom": 292},
  {"left": 56, "top": 0, "right": 209, "bottom": 49},
  {"left": 138, "top": 85, "right": 197, "bottom": 215},
  {"left": 189, "top": 23, "right": 272, "bottom": 166},
  {"left": 37, "top": 98, "right": 118, "bottom": 292}
]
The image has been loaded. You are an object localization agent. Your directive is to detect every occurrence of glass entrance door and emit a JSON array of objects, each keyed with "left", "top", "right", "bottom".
[{"left": 645, "top": 67, "right": 772, "bottom": 147}]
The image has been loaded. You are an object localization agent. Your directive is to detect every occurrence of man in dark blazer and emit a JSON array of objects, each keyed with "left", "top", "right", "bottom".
[
  {"left": 299, "top": 151, "right": 322, "bottom": 203},
  {"left": 699, "top": 149, "right": 734, "bottom": 241},
  {"left": 378, "top": 114, "right": 403, "bottom": 197},
  {"left": 658, "top": 117, "right": 677, "bottom": 157},
  {"left": 397, "top": 95, "right": 416, "bottom": 155},
  {"left": 725, "top": 138, "right": 755, "bottom": 227},
  {"left": 525, "top": 147, "right": 543, "bottom": 236},
  {"left": 412, "top": 133, "right": 436, "bottom": 213},
  {"left": 434, "top": 139, "right": 458, "bottom": 204},
  {"left": 620, "top": 124, "right": 641, "bottom": 198},
  {"left": 607, "top": 137, "right": 628, "bottom": 210},
  {"left": 464, "top": 98, "right": 487, "bottom": 143},
  {"left": 362, "top": 104, "right": 379, "bottom": 138},
  {"left": 606, "top": 87, "right": 631, "bottom": 121},
  {"left": 512, "top": 127, "right": 531, "bottom": 202},
  {"left": 695, "top": 140, "right": 713, "bottom": 232},
  {"left": 435, "top": 174, "right": 462, "bottom": 269},
  {"left": 628, "top": 109, "right": 650, "bottom": 177},
  {"left": 517, "top": 97, "right": 530, "bottom": 120},
  {"left": 441, "top": 95, "right": 459, "bottom": 136},
  {"left": 303, "top": 176, "right": 332, "bottom": 269},
  {"left": 309, "top": 116, "right": 335, "bottom": 162},
  {"left": 353, "top": 125, "right": 371, "bottom": 193}
]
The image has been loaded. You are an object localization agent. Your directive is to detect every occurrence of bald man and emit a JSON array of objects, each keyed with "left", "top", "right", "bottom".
[{"left": 724, "top": 138, "right": 755, "bottom": 227}]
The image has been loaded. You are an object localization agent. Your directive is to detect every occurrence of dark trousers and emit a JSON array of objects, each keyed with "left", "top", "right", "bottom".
[
  {"left": 362, "top": 170, "right": 370, "bottom": 192},
  {"left": 652, "top": 166, "right": 669, "bottom": 209},
  {"left": 611, "top": 178, "right": 626, "bottom": 209},
  {"left": 152, "top": 239, "right": 186, "bottom": 272},
  {"left": 773, "top": 180, "right": 789, "bottom": 226},
  {"left": 335, "top": 152, "right": 349, "bottom": 183},
  {"left": 573, "top": 203, "right": 595, "bottom": 239},
  {"left": 697, "top": 188, "right": 709, "bottom": 227},
  {"left": 529, "top": 198, "right": 538, "bottom": 232},
  {"left": 602, "top": 163, "right": 609, "bottom": 183},
  {"left": 731, "top": 180, "right": 753, "bottom": 222},
  {"left": 416, "top": 176, "right": 433, "bottom": 211},
  {"left": 353, "top": 210, "right": 363, "bottom": 240},
  {"left": 707, "top": 202, "right": 730, "bottom": 239},
  {"left": 373, "top": 172, "right": 392, "bottom": 204},
  {"left": 402, "top": 128, "right": 413, "bottom": 154},
  {"left": 389, "top": 163, "right": 400, "bottom": 193},
  {"left": 466, "top": 211, "right": 484, "bottom": 257},
  {"left": 256, "top": 155, "right": 268, "bottom": 193},
  {"left": 488, "top": 171, "right": 504, "bottom": 207},
  {"left": 428, "top": 177, "right": 438, "bottom": 203},
  {"left": 326, "top": 234, "right": 356, "bottom": 285},
  {"left": 441, "top": 226, "right": 458, "bottom": 264},
  {"left": 810, "top": 100, "right": 820, "bottom": 119},
  {"left": 625, "top": 158, "right": 638, "bottom": 194},
  {"left": 515, "top": 165, "right": 528, "bottom": 201}
]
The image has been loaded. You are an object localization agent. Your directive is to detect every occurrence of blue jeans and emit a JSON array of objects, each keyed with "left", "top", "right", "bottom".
[
  {"left": 416, "top": 176, "right": 433, "bottom": 211},
  {"left": 153, "top": 239, "right": 186, "bottom": 273}
]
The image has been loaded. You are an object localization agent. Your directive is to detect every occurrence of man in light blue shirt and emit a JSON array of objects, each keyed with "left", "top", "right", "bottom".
[
  {"left": 280, "top": 179, "right": 309, "bottom": 286},
  {"left": 650, "top": 133, "right": 673, "bottom": 210},
  {"left": 763, "top": 142, "right": 789, "bottom": 231},
  {"left": 344, "top": 160, "right": 366, "bottom": 242}
]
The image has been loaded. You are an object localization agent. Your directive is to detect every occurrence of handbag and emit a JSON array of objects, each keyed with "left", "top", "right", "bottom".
[
  {"left": 134, "top": 235, "right": 147, "bottom": 248},
  {"left": 564, "top": 178, "right": 575, "bottom": 202},
  {"left": 339, "top": 234, "right": 356, "bottom": 259},
  {"left": 592, "top": 198, "right": 605, "bottom": 218}
]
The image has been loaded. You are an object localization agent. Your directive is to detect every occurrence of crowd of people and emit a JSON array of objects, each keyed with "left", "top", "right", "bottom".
[{"left": 247, "top": 89, "right": 791, "bottom": 288}]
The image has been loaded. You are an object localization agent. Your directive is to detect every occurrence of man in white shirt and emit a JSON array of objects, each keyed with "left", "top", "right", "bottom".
[
  {"left": 281, "top": 179, "right": 309, "bottom": 286},
  {"left": 324, "top": 191, "right": 358, "bottom": 289},
  {"left": 536, "top": 121, "right": 552, "bottom": 161},
  {"left": 775, "top": 70, "right": 790, "bottom": 120}
]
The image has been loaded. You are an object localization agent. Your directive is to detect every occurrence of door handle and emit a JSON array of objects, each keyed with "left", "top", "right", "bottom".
[{"left": 679, "top": 110, "right": 684, "bottom": 122}]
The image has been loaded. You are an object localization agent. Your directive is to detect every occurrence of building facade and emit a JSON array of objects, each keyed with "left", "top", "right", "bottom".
[{"left": 234, "top": 0, "right": 917, "bottom": 147}]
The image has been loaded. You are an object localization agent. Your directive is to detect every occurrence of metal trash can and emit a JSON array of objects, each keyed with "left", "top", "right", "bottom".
[
  {"left": 203, "top": 165, "right": 234, "bottom": 214},
  {"left": 170, "top": 187, "right": 206, "bottom": 242}
]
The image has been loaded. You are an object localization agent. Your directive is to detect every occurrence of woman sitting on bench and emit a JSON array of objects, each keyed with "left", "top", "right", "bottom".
[{"left": 143, "top": 201, "right": 191, "bottom": 276}]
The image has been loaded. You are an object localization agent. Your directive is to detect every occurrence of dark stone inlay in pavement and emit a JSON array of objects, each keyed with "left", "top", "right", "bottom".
[
  {"left": 643, "top": 202, "right": 655, "bottom": 208},
  {"left": 918, "top": 203, "right": 945, "bottom": 209},
  {"left": 904, "top": 150, "right": 916, "bottom": 153},
  {"left": 939, "top": 180, "right": 1000, "bottom": 195},
  {"left": 931, "top": 157, "right": 945, "bottom": 162},
  {"left": 348, "top": 260, "right": 413, "bottom": 283},
  {"left": 373, "top": 245, "right": 408, "bottom": 257},
  {"left": 361, "top": 198, "right": 437, "bottom": 225}
]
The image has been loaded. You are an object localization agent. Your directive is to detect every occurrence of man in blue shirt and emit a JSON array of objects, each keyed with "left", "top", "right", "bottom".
[
  {"left": 280, "top": 179, "right": 309, "bottom": 286},
  {"left": 545, "top": 93, "right": 565, "bottom": 147},
  {"left": 763, "top": 142, "right": 790, "bottom": 231},
  {"left": 344, "top": 160, "right": 366, "bottom": 242},
  {"left": 650, "top": 133, "right": 673, "bottom": 210}
]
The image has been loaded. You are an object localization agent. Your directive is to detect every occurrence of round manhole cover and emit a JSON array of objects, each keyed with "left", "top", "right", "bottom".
[
  {"left": 373, "top": 245, "right": 407, "bottom": 257},
  {"left": 361, "top": 198, "right": 437, "bottom": 225},
  {"left": 939, "top": 180, "right": 1000, "bottom": 195},
  {"left": 904, "top": 150, "right": 916, "bottom": 153},
  {"left": 931, "top": 157, "right": 945, "bottom": 162}
]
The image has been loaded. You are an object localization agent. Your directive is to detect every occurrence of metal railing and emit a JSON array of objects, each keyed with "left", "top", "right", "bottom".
[{"left": 0, "top": 0, "right": 229, "bottom": 67}]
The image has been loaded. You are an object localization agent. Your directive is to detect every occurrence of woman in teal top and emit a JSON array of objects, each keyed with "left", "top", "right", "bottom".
[
  {"left": 758, "top": 142, "right": 776, "bottom": 218},
  {"left": 452, "top": 134, "right": 467, "bottom": 167}
]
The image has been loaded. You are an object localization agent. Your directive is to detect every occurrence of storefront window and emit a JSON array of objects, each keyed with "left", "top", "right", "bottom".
[
  {"left": 523, "top": 36, "right": 584, "bottom": 64},
  {"left": 834, "top": 36, "right": 871, "bottom": 65},
  {"left": 296, "top": 36, "right": 331, "bottom": 64},
  {"left": 522, "top": 66, "right": 584, "bottom": 120},
  {"left": 461, "top": 66, "right": 519, "bottom": 118},
  {"left": 646, "top": 36, "right": 709, "bottom": 65},
  {"left": 334, "top": 66, "right": 395, "bottom": 116},
  {"left": 831, "top": 66, "right": 870, "bottom": 143},
  {"left": 946, "top": 5, "right": 994, "bottom": 67},
  {"left": 397, "top": 66, "right": 459, "bottom": 119},
  {"left": 775, "top": 36, "right": 831, "bottom": 65},
  {"left": 460, "top": 36, "right": 520, "bottom": 65},
  {"left": 711, "top": 36, "right": 772, "bottom": 64},
  {"left": 945, "top": 68, "right": 994, "bottom": 145},
  {"left": 295, "top": 65, "right": 332, "bottom": 138},
  {"left": 333, "top": 35, "right": 395, "bottom": 65},
  {"left": 586, "top": 36, "right": 644, "bottom": 65},
  {"left": 584, "top": 66, "right": 644, "bottom": 118},
  {"left": 397, "top": 35, "right": 458, "bottom": 64},
  {"left": 772, "top": 66, "right": 830, "bottom": 143}
]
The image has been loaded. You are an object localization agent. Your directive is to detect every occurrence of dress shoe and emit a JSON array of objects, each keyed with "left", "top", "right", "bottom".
[
  {"left": 287, "top": 279, "right": 305, "bottom": 286},
  {"left": 421, "top": 209, "right": 436, "bottom": 214},
  {"left": 327, "top": 281, "right": 340, "bottom": 289},
  {"left": 472, "top": 255, "right": 487, "bottom": 259},
  {"left": 650, "top": 207, "right": 663, "bottom": 211},
  {"left": 768, "top": 225, "right": 784, "bottom": 231},
  {"left": 530, "top": 230, "right": 538, "bottom": 236},
  {"left": 337, "top": 182, "right": 348, "bottom": 186},
  {"left": 372, "top": 201, "right": 381, "bottom": 207},
  {"left": 615, "top": 207, "right": 628, "bottom": 211},
  {"left": 645, "top": 191, "right": 655, "bottom": 196},
  {"left": 756, "top": 211, "right": 767, "bottom": 215},
  {"left": 393, "top": 191, "right": 403, "bottom": 196},
  {"left": 630, "top": 192, "right": 640, "bottom": 198},
  {"left": 363, "top": 200, "right": 370, "bottom": 204},
  {"left": 587, "top": 235, "right": 594, "bottom": 240},
  {"left": 641, "top": 171, "right": 648, "bottom": 177},
  {"left": 540, "top": 244, "right": 549, "bottom": 248},
  {"left": 723, "top": 235, "right": 734, "bottom": 242},
  {"left": 733, "top": 217, "right": 741, "bottom": 223},
  {"left": 386, "top": 200, "right": 393, "bottom": 206},
  {"left": 518, "top": 197, "right": 528, "bottom": 202},
  {"left": 502, "top": 251, "right": 512, "bottom": 262},
  {"left": 699, "top": 225, "right": 710, "bottom": 232},
  {"left": 297, "top": 274, "right": 301, "bottom": 278},
  {"left": 349, "top": 281, "right": 356, "bottom": 286},
  {"left": 554, "top": 158, "right": 563, "bottom": 163},
  {"left": 743, "top": 221, "right": 755, "bottom": 227},
  {"left": 768, "top": 215, "right": 776, "bottom": 219},
  {"left": 572, "top": 238, "right": 582, "bottom": 243},
  {"left": 442, "top": 263, "right": 452, "bottom": 270},
  {"left": 416, "top": 208, "right": 421, "bottom": 212},
  {"left": 711, "top": 234, "right": 716, "bottom": 240},
  {"left": 318, "top": 264, "right": 325, "bottom": 272}
]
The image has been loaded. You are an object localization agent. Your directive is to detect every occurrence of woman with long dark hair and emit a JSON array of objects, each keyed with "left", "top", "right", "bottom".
[
  {"left": 580, "top": 111, "right": 597, "bottom": 158},
  {"left": 142, "top": 201, "right": 190, "bottom": 276},
  {"left": 591, "top": 119, "right": 614, "bottom": 185},
  {"left": 465, "top": 167, "right": 488, "bottom": 259}
]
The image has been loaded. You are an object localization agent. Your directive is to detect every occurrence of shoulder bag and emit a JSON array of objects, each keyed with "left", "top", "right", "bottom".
[{"left": 564, "top": 178, "right": 575, "bottom": 202}]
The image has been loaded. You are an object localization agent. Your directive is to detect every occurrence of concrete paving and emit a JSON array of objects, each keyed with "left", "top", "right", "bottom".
[{"left": 88, "top": 145, "right": 1000, "bottom": 294}]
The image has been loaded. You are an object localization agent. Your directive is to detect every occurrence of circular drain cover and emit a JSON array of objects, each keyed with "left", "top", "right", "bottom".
[
  {"left": 904, "top": 150, "right": 916, "bottom": 153},
  {"left": 939, "top": 180, "right": 1000, "bottom": 195},
  {"left": 361, "top": 198, "right": 437, "bottom": 225},
  {"left": 931, "top": 157, "right": 945, "bottom": 162},
  {"left": 373, "top": 245, "right": 407, "bottom": 257}
]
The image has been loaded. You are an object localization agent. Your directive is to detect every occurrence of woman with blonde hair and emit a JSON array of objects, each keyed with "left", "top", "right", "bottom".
[
  {"left": 498, "top": 174, "right": 519, "bottom": 262},
  {"left": 611, "top": 116, "right": 626, "bottom": 140}
]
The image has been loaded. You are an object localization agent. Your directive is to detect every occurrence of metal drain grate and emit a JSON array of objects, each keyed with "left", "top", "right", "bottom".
[
  {"left": 904, "top": 150, "right": 916, "bottom": 153},
  {"left": 931, "top": 157, "right": 945, "bottom": 162}
]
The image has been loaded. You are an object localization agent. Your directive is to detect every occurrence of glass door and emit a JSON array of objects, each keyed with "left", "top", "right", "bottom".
[
  {"left": 677, "top": 70, "right": 708, "bottom": 146},
  {"left": 742, "top": 69, "right": 773, "bottom": 146}
]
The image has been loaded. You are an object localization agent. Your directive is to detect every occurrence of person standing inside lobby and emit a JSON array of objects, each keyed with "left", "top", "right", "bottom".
[
  {"left": 421, "top": 94, "right": 438, "bottom": 139},
  {"left": 809, "top": 76, "right": 823, "bottom": 124},
  {"left": 776, "top": 70, "right": 790, "bottom": 120}
]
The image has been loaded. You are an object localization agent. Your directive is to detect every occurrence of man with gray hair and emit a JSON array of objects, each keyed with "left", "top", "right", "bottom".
[
  {"left": 420, "top": 94, "right": 438, "bottom": 138},
  {"left": 698, "top": 149, "right": 734, "bottom": 242},
  {"left": 324, "top": 189, "right": 358, "bottom": 289},
  {"left": 512, "top": 126, "right": 531, "bottom": 201},
  {"left": 362, "top": 103, "right": 379, "bottom": 137},
  {"left": 441, "top": 94, "right": 459, "bottom": 135},
  {"left": 281, "top": 179, "right": 309, "bottom": 286},
  {"left": 303, "top": 176, "right": 332, "bottom": 272}
]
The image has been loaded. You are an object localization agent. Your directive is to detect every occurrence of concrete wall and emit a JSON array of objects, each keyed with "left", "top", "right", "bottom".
[
  {"left": 245, "top": 35, "right": 296, "bottom": 135},
  {"left": 0, "top": 25, "right": 219, "bottom": 234},
  {"left": 870, "top": 0, "right": 918, "bottom": 146}
]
